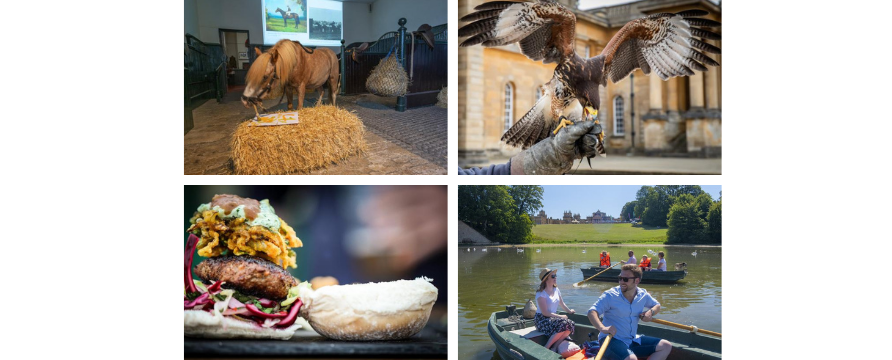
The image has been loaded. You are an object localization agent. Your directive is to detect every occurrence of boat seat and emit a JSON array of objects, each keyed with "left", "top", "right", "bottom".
[
  {"left": 509, "top": 326, "right": 544, "bottom": 339},
  {"left": 509, "top": 326, "right": 548, "bottom": 346}
]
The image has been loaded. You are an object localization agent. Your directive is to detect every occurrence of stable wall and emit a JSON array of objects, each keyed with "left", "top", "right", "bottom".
[
  {"left": 369, "top": 0, "right": 448, "bottom": 36},
  {"left": 185, "top": 0, "right": 199, "bottom": 40},
  {"left": 187, "top": 1, "right": 445, "bottom": 51},
  {"left": 343, "top": 2, "right": 372, "bottom": 46},
  {"left": 195, "top": 0, "right": 262, "bottom": 45}
]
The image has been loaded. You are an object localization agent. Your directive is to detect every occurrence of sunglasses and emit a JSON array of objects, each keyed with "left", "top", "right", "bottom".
[
  {"left": 618, "top": 276, "right": 638, "bottom": 282},
  {"left": 551, "top": 274, "right": 557, "bottom": 279}
]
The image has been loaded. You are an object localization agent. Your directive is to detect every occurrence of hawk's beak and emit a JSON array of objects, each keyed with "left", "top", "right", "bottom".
[{"left": 584, "top": 106, "right": 598, "bottom": 120}]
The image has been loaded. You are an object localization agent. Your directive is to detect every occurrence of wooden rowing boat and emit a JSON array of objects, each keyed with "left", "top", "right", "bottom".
[
  {"left": 580, "top": 266, "right": 687, "bottom": 284},
  {"left": 487, "top": 309, "right": 720, "bottom": 360}
]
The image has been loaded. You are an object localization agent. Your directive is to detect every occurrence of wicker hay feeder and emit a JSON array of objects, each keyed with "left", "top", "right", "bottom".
[
  {"left": 366, "top": 53, "right": 409, "bottom": 97},
  {"left": 231, "top": 105, "right": 366, "bottom": 174},
  {"left": 436, "top": 86, "right": 447, "bottom": 108}
]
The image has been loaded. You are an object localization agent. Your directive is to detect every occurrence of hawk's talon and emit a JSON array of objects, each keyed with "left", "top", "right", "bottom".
[{"left": 552, "top": 116, "right": 575, "bottom": 135}]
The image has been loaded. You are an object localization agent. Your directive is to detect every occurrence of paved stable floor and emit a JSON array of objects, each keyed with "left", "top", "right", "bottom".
[{"left": 184, "top": 88, "right": 447, "bottom": 175}]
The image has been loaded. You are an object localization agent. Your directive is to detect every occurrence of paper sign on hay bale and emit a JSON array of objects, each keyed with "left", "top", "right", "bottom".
[
  {"left": 232, "top": 106, "right": 366, "bottom": 174},
  {"left": 249, "top": 111, "right": 300, "bottom": 126}
]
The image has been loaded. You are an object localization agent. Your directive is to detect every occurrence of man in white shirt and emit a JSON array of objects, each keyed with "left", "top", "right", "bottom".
[{"left": 623, "top": 250, "right": 636, "bottom": 266}]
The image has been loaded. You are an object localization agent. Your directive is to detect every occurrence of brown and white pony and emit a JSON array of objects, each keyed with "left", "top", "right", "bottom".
[{"left": 242, "top": 39, "right": 339, "bottom": 111}]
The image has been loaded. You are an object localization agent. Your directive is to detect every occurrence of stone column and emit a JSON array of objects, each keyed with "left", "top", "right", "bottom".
[
  {"left": 703, "top": 39, "right": 722, "bottom": 157},
  {"left": 689, "top": 71, "right": 705, "bottom": 109},
  {"left": 664, "top": 77, "right": 682, "bottom": 149},
  {"left": 458, "top": 0, "right": 488, "bottom": 166},
  {"left": 705, "top": 69, "right": 719, "bottom": 110},
  {"left": 643, "top": 75, "right": 668, "bottom": 154},
  {"left": 686, "top": 71, "right": 706, "bottom": 154},
  {"left": 649, "top": 74, "right": 662, "bottom": 110},
  {"left": 666, "top": 78, "right": 679, "bottom": 112}
]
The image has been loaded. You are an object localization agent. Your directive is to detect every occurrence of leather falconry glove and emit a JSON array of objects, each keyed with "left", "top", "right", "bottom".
[{"left": 511, "top": 118, "right": 599, "bottom": 175}]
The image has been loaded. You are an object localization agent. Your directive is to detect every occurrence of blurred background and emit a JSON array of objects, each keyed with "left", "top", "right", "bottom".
[
  {"left": 184, "top": 185, "right": 448, "bottom": 324},
  {"left": 458, "top": 0, "right": 722, "bottom": 174}
]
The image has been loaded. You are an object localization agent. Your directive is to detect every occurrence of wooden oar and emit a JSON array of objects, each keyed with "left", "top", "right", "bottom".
[
  {"left": 573, "top": 262, "right": 622, "bottom": 287},
  {"left": 593, "top": 334, "right": 612, "bottom": 360},
  {"left": 650, "top": 318, "right": 722, "bottom": 337}
]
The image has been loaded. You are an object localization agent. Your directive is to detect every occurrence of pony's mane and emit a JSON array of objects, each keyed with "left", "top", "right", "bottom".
[
  {"left": 271, "top": 39, "right": 301, "bottom": 85},
  {"left": 246, "top": 53, "right": 269, "bottom": 84},
  {"left": 245, "top": 40, "right": 303, "bottom": 97}
]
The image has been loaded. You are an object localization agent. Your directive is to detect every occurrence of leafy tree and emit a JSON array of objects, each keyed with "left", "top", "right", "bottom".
[
  {"left": 674, "top": 193, "right": 695, "bottom": 205},
  {"left": 706, "top": 200, "right": 721, "bottom": 243},
  {"left": 620, "top": 201, "right": 637, "bottom": 221},
  {"left": 667, "top": 200, "right": 706, "bottom": 243},
  {"left": 642, "top": 187, "right": 672, "bottom": 227},
  {"left": 457, "top": 185, "right": 532, "bottom": 244},
  {"left": 634, "top": 186, "right": 653, "bottom": 222},
  {"left": 694, "top": 193, "right": 714, "bottom": 223},
  {"left": 507, "top": 185, "right": 544, "bottom": 217},
  {"left": 506, "top": 213, "right": 534, "bottom": 243},
  {"left": 659, "top": 185, "right": 705, "bottom": 197}
]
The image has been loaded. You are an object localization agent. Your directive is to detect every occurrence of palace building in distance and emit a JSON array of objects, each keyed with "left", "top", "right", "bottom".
[{"left": 532, "top": 209, "right": 618, "bottom": 225}]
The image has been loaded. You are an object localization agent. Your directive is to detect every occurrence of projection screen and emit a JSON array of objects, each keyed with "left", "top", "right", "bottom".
[{"left": 261, "top": 0, "right": 343, "bottom": 46}]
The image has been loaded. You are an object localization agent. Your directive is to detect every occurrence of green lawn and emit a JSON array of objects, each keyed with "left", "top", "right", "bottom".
[
  {"left": 267, "top": 19, "right": 307, "bottom": 33},
  {"left": 531, "top": 223, "right": 667, "bottom": 244}
]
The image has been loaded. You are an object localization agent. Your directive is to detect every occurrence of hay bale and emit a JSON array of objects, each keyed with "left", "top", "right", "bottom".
[
  {"left": 231, "top": 105, "right": 366, "bottom": 174},
  {"left": 436, "top": 86, "right": 447, "bottom": 108},
  {"left": 366, "top": 54, "right": 408, "bottom": 97}
]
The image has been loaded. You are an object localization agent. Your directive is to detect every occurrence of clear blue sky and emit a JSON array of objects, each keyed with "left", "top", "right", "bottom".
[{"left": 538, "top": 185, "right": 721, "bottom": 219}]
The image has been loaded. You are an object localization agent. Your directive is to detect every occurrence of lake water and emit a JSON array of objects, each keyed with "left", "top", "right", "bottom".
[{"left": 458, "top": 245, "right": 721, "bottom": 360}]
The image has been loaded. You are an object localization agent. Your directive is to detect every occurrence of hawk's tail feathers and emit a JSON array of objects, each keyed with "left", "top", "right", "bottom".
[{"left": 596, "top": 138, "right": 607, "bottom": 157}]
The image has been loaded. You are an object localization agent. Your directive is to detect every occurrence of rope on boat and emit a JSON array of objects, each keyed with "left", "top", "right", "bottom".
[{"left": 506, "top": 314, "right": 525, "bottom": 327}]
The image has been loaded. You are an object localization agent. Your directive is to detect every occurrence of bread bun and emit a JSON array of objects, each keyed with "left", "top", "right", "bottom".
[
  {"left": 310, "top": 276, "right": 339, "bottom": 289},
  {"left": 184, "top": 310, "right": 301, "bottom": 340},
  {"left": 299, "top": 277, "right": 438, "bottom": 341}
]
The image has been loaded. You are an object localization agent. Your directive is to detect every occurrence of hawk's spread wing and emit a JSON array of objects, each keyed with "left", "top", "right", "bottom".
[
  {"left": 501, "top": 81, "right": 557, "bottom": 149},
  {"left": 601, "top": 10, "right": 721, "bottom": 84},
  {"left": 459, "top": 0, "right": 576, "bottom": 64}
]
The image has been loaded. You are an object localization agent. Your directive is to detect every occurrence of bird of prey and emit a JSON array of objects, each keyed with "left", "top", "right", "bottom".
[{"left": 459, "top": 0, "right": 721, "bottom": 150}]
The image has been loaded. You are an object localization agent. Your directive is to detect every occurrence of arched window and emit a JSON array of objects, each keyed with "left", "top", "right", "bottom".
[
  {"left": 613, "top": 96, "right": 625, "bottom": 135},
  {"left": 585, "top": 45, "right": 591, "bottom": 58},
  {"left": 504, "top": 83, "right": 514, "bottom": 132}
]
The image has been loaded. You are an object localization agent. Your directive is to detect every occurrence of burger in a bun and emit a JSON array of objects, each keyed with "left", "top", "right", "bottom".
[
  {"left": 184, "top": 194, "right": 440, "bottom": 341},
  {"left": 184, "top": 194, "right": 305, "bottom": 340}
]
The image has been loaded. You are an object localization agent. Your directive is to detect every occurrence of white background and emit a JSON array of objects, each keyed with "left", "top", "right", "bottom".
[{"left": 0, "top": 0, "right": 890, "bottom": 359}]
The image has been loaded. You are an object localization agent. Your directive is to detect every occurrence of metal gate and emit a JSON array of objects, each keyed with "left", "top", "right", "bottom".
[{"left": 184, "top": 34, "right": 225, "bottom": 134}]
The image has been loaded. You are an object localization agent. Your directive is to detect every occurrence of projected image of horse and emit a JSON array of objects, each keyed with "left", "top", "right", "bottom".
[
  {"left": 308, "top": 7, "right": 342, "bottom": 41},
  {"left": 241, "top": 39, "right": 339, "bottom": 111},
  {"left": 264, "top": 1, "right": 306, "bottom": 33},
  {"left": 276, "top": 7, "right": 300, "bottom": 28}
]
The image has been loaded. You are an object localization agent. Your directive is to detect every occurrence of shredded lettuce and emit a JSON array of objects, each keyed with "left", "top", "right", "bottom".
[
  {"left": 281, "top": 281, "right": 312, "bottom": 309},
  {"left": 213, "top": 289, "right": 235, "bottom": 323},
  {"left": 233, "top": 292, "right": 257, "bottom": 304},
  {"left": 193, "top": 279, "right": 208, "bottom": 293}
]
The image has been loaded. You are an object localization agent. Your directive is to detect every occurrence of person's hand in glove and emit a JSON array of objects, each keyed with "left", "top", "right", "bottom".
[{"left": 510, "top": 117, "right": 603, "bottom": 175}]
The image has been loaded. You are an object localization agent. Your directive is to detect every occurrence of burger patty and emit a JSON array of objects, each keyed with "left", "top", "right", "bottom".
[{"left": 194, "top": 256, "right": 298, "bottom": 300}]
